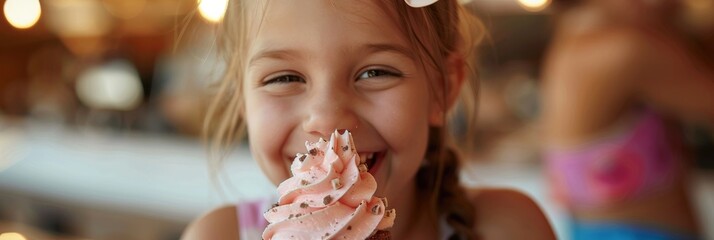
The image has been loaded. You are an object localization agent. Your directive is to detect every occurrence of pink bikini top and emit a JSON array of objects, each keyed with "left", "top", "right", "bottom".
[
  {"left": 236, "top": 198, "right": 273, "bottom": 240},
  {"left": 545, "top": 110, "right": 680, "bottom": 208}
]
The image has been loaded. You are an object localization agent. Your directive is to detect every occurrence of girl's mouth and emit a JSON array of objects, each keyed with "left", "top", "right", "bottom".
[{"left": 359, "top": 151, "right": 387, "bottom": 175}]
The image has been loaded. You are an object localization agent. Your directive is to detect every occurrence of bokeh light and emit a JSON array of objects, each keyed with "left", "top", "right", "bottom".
[
  {"left": 3, "top": 0, "right": 41, "bottom": 29},
  {"left": 0, "top": 232, "right": 27, "bottom": 240},
  {"left": 76, "top": 60, "right": 144, "bottom": 111},
  {"left": 197, "top": 0, "right": 228, "bottom": 23},
  {"left": 517, "top": 0, "right": 550, "bottom": 12}
]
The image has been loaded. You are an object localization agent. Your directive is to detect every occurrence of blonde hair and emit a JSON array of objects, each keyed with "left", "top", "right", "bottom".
[{"left": 204, "top": 1, "right": 485, "bottom": 239}]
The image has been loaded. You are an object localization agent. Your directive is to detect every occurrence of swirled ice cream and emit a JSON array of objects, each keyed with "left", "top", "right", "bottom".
[{"left": 262, "top": 130, "right": 395, "bottom": 239}]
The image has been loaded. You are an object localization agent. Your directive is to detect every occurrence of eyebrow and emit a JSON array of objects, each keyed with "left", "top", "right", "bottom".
[
  {"left": 362, "top": 43, "right": 416, "bottom": 60},
  {"left": 248, "top": 48, "right": 301, "bottom": 66},
  {"left": 248, "top": 43, "right": 415, "bottom": 66}
]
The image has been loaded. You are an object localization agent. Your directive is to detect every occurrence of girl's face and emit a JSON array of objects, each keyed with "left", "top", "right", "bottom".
[{"left": 242, "top": 0, "right": 442, "bottom": 197}]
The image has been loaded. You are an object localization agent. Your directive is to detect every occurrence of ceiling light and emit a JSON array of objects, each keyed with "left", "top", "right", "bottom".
[
  {"left": 198, "top": 0, "right": 228, "bottom": 23},
  {"left": 517, "top": 0, "right": 550, "bottom": 12},
  {"left": 3, "top": 0, "right": 41, "bottom": 29}
]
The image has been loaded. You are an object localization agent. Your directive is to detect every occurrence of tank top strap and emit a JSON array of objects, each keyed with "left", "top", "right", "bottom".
[{"left": 236, "top": 197, "right": 274, "bottom": 240}]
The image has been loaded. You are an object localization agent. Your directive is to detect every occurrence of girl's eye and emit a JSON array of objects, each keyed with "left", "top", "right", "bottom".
[
  {"left": 263, "top": 74, "right": 305, "bottom": 85},
  {"left": 357, "top": 69, "right": 402, "bottom": 80}
]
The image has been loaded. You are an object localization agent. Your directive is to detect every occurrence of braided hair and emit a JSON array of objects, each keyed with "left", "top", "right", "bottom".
[{"left": 418, "top": 127, "right": 477, "bottom": 240}]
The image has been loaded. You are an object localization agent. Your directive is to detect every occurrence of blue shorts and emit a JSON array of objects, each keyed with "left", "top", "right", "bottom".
[{"left": 570, "top": 221, "right": 700, "bottom": 240}]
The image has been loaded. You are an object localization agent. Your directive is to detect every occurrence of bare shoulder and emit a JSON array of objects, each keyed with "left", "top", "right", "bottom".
[
  {"left": 544, "top": 28, "right": 644, "bottom": 105},
  {"left": 548, "top": 28, "right": 647, "bottom": 80},
  {"left": 468, "top": 188, "right": 556, "bottom": 240},
  {"left": 181, "top": 205, "right": 239, "bottom": 240}
]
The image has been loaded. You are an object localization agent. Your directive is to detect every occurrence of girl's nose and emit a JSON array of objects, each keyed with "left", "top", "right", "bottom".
[{"left": 301, "top": 87, "right": 359, "bottom": 138}]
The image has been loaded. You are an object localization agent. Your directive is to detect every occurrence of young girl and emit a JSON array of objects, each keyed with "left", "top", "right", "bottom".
[
  {"left": 183, "top": 0, "right": 555, "bottom": 239},
  {"left": 542, "top": 0, "right": 714, "bottom": 239}
]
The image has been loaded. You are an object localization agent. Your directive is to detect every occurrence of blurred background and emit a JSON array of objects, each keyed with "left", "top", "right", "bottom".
[{"left": 0, "top": 0, "right": 712, "bottom": 239}]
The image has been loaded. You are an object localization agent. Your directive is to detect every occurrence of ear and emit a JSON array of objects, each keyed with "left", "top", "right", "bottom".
[{"left": 429, "top": 53, "right": 466, "bottom": 126}]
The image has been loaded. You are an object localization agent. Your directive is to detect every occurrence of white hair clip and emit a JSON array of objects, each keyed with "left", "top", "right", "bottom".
[{"left": 404, "top": 0, "right": 439, "bottom": 8}]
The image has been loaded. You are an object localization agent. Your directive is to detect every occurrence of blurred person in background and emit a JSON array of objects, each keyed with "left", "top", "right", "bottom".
[{"left": 541, "top": 0, "right": 714, "bottom": 239}]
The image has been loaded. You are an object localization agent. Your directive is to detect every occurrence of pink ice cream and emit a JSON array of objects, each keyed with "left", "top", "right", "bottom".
[{"left": 263, "top": 130, "right": 395, "bottom": 239}]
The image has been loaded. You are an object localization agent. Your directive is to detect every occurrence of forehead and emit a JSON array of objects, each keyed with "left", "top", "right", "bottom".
[{"left": 246, "top": 0, "right": 408, "bottom": 57}]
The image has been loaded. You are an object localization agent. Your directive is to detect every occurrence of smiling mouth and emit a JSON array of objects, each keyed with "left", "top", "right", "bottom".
[{"left": 359, "top": 151, "right": 387, "bottom": 174}]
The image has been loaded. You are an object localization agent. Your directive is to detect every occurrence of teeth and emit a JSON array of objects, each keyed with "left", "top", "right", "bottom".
[
  {"left": 358, "top": 163, "right": 368, "bottom": 172},
  {"left": 358, "top": 152, "right": 377, "bottom": 165}
]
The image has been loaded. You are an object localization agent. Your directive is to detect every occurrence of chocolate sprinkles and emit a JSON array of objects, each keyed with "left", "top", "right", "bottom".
[{"left": 308, "top": 148, "right": 318, "bottom": 156}]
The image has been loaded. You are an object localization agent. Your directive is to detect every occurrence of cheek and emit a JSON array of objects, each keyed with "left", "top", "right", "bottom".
[
  {"left": 386, "top": 102, "right": 430, "bottom": 160},
  {"left": 387, "top": 82, "right": 432, "bottom": 141},
  {"left": 244, "top": 93, "right": 295, "bottom": 185},
  {"left": 373, "top": 81, "right": 432, "bottom": 176}
]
